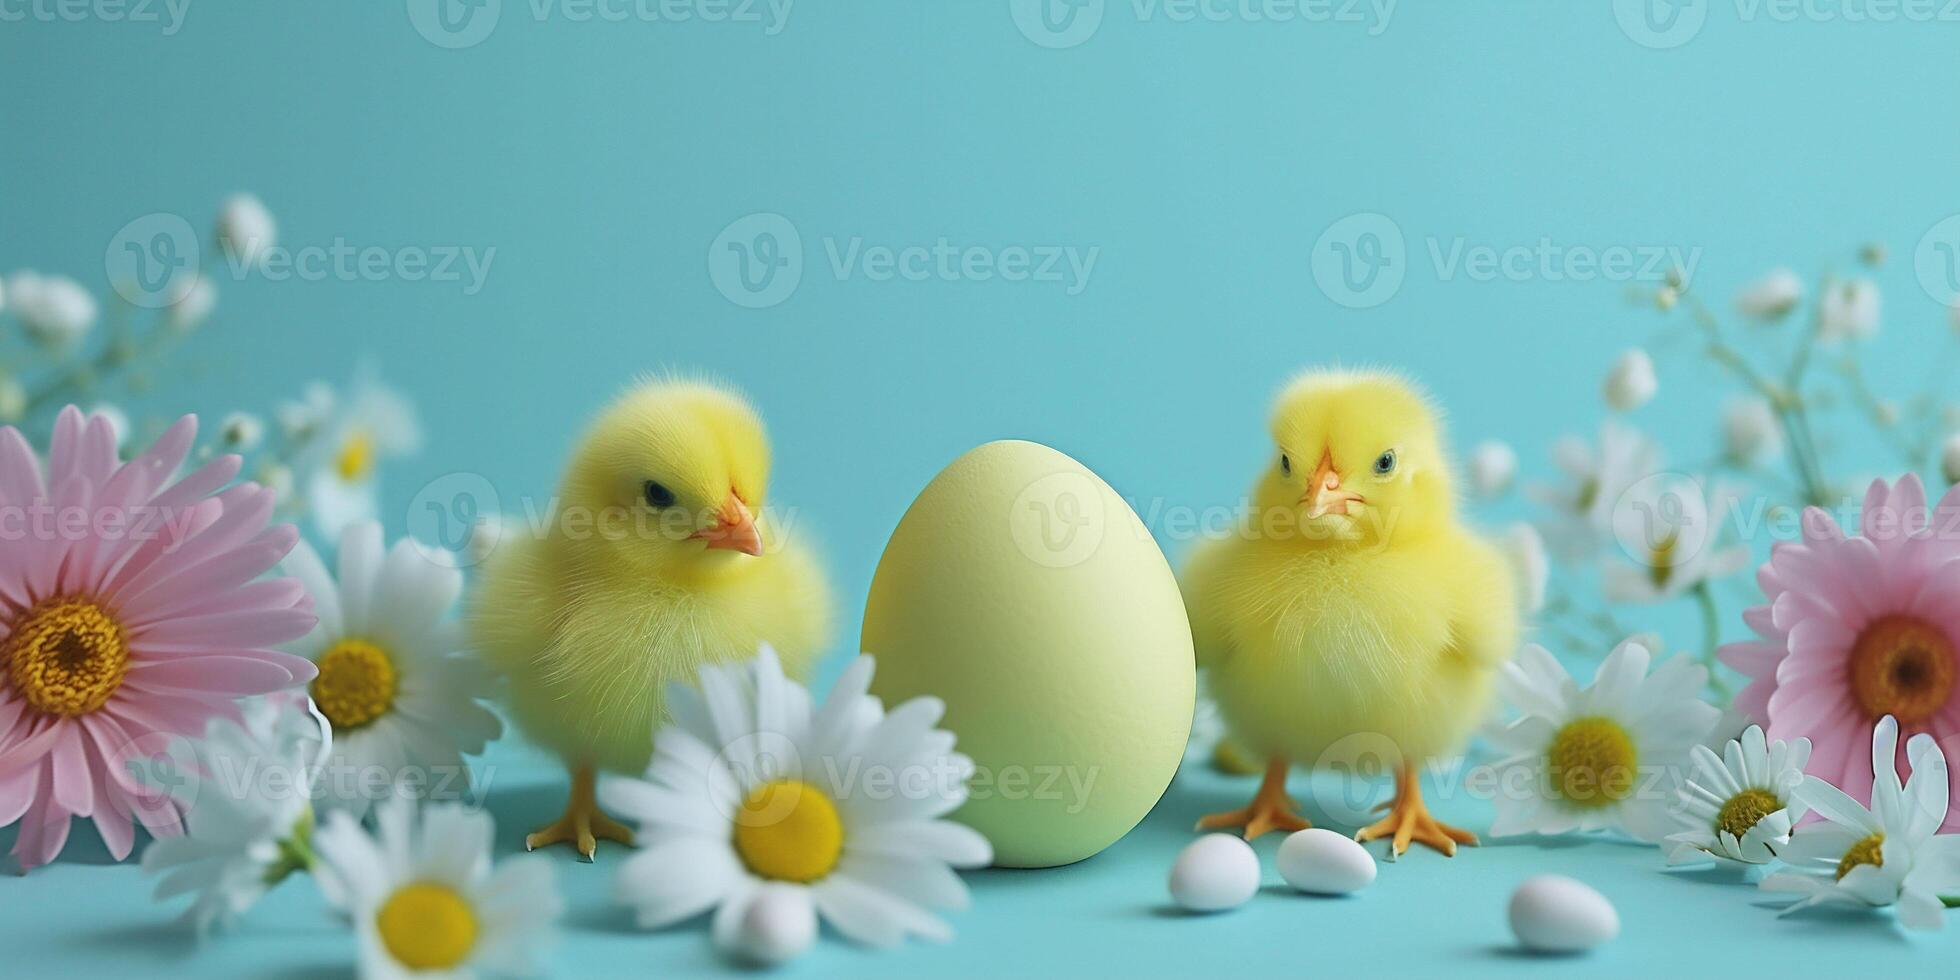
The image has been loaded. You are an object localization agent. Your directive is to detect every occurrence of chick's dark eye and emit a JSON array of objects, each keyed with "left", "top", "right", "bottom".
[
  {"left": 1373, "top": 450, "right": 1397, "bottom": 476},
  {"left": 642, "top": 480, "right": 676, "bottom": 509},
  {"left": 1280, "top": 453, "right": 1291, "bottom": 476}
]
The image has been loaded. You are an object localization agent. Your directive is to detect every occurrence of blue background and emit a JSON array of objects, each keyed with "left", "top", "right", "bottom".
[{"left": 5, "top": 1, "right": 1960, "bottom": 975}]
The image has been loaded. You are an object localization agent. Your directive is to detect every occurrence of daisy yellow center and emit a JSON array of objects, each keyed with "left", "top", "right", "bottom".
[
  {"left": 310, "top": 639, "right": 397, "bottom": 730},
  {"left": 336, "top": 430, "right": 376, "bottom": 483},
  {"left": 731, "top": 779, "right": 843, "bottom": 883},
  {"left": 1545, "top": 716, "right": 1638, "bottom": 808},
  {"left": 1715, "top": 787, "right": 1781, "bottom": 840},
  {"left": 4, "top": 597, "right": 128, "bottom": 717},
  {"left": 1647, "top": 532, "right": 1678, "bottom": 588},
  {"left": 1836, "top": 833, "right": 1885, "bottom": 881},
  {"left": 375, "top": 881, "right": 477, "bottom": 971},
  {"left": 1847, "top": 615, "right": 1955, "bottom": 725}
]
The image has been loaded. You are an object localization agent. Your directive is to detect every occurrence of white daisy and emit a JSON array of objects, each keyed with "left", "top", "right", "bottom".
[
  {"left": 1760, "top": 716, "right": 1960, "bottom": 930},
  {"left": 1528, "top": 422, "right": 1662, "bottom": 562},
  {"left": 314, "top": 797, "right": 559, "bottom": 978},
  {"left": 605, "top": 646, "right": 992, "bottom": 960},
  {"left": 1602, "top": 475, "right": 1749, "bottom": 603},
  {"left": 296, "top": 377, "right": 421, "bottom": 541},
  {"left": 141, "top": 693, "right": 331, "bottom": 934},
  {"left": 284, "top": 520, "right": 501, "bottom": 817},
  {"left": 1664, "top": 724, "right": 1811, "bottom": 866},
  {"left": 1489, "top": 640, "right": 1720, "bottom": 842}
]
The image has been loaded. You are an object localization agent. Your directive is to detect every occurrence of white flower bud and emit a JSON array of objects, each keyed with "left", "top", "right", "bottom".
[
  {"left": 1721, "top": 397, "right": 1782, "bottom": 465},
  {"left": 167, "top": 275, "right": 217, "bottom": 331},
  {"left": 9, "top": 270, "right": 97, "bottom": 347},
  {"left": 1818, "top": 278, "right": 1880, "bottom": 341},
  {"left": 220, "top": 412, "right": 265, "bottom": 451},
  {"left": 216, "top": 193, "right": 277, "bottom": 268},
  {"left": 1733, "top": 268, "right": 1801, "bottom": 320},
  {"left": 1944, "top": 434, "right": 1960, "bottom": 486},
  {"left": 1653, "top": 286, "right": 1678, "bottom": 311},
  {"left": 1468, "top": 440, "right": 1518, "bottom": 498},
  {"left": 1603, "top": 349, "right": 1657, "bottom": 412}
]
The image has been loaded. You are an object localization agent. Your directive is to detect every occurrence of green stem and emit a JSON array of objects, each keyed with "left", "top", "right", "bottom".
[
  {"left": 260, "top": 809, "right": 316, "bottom": 886},
  {"left": 1692, "top": 580, "right": 1730, "bottom": 700}
]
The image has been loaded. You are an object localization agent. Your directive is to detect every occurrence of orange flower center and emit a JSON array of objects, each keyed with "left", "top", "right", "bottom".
[
  {"left": 1847, "top": 615, "right": 1955, "bottom": 725},
  {"left": 4, "top": 596, "right": 129, "bottom": 716}
]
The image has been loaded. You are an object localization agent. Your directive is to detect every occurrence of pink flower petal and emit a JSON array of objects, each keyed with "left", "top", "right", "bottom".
[{"left": 124, "top": 655, "right": 303, "bottom": 696}]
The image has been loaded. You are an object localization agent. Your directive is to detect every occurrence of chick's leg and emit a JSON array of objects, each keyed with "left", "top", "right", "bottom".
[
  {"left": 1354, "top": 760, "right": 1477, "bottom": 859},
  {"left": 1195, "top": 757, "right": 1311, "bottom": 840},
  {"left": 527, "top": 763, "right": 635, "bottom": 861}
]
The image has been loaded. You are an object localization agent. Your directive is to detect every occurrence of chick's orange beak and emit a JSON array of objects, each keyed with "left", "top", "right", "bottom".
[
  {"left": 693, "top": 491, "right": 764, "bottom": 556},
  {"left": 1299, "top": 450, "right": 1364, "bottom": 518}
]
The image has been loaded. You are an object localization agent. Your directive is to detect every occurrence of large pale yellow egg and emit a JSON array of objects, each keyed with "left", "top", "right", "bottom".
[{"left": 862, "top": 440, "right": 1194, "bottom": 868}]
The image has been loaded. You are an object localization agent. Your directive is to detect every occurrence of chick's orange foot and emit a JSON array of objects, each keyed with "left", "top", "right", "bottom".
[
  {"left": 1354, "top": 761, "right": 1477, "bottom": 859},
  {"left": 527, "top": 765, "right": 634, "bottom": 861},
  {"left": 1195, "top": 757, "right": 1311, "bottom": 840}
]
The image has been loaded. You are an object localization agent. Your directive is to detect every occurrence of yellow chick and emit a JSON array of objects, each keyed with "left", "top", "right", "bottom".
[
  {"left": 469, "top": 378, "right": 832, "bottom": 859},
  {"left": 1182, "top": 369, "right": 1518, "bottom": 857}
]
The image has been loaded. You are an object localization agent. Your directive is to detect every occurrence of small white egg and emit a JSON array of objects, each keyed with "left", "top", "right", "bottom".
[
  {"left": 1275, "top": 828, "right": 1376, "bottom": 895},
  {"left": 1508, "top": 875, "right": 1619, "bottom": 953},
  {"left": 722, "top": 883, "right": 816, "bottom": 966},
  {"left": 1168, "top": 833, "right": 1261, "bottom": 912}
]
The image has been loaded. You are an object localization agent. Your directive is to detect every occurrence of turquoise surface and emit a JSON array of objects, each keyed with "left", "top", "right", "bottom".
[{"left": 5, "top": 1, "right": 1959, "bottom": 975}]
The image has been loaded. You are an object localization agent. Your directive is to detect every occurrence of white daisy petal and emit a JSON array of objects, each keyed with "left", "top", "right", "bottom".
[
  {"left": 613, "top": 646, "right": 983, "bottom": 956},
  {"left": 311, "top": 798, "right": 560, "bottom": 975}
]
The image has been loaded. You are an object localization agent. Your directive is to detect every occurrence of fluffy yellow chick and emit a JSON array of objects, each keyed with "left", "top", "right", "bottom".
[
  {"left": 469, "top": 379, "right": 832, "bottom": 858},
  {"left": 1182, "top": 369, "right": 1518, "bottom": 857}
]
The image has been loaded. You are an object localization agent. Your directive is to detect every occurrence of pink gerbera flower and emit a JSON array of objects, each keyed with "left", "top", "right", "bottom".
[
  {"left": 1719, "top": 474, "right": 1960, "bottom": 831},
  {"left": 0, "top": 408, "right": 317, "bottom": 870}
]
